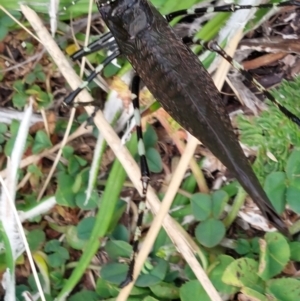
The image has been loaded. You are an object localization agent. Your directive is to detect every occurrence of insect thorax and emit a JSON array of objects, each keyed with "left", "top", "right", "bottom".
[{"left": 97, "top": 0, "right": 154, "bottom": 41}]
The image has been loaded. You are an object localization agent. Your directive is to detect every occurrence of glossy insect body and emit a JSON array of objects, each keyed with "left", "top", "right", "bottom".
[{"left": 96, "top": 0, "right": 287, "bottom": 233}]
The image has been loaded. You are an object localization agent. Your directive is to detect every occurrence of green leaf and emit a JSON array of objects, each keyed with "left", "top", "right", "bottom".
[
  {"left": 0, "top": 123, "right": 8, "bottom": 134},
  {"left": 0, "top": 25, "right": 8, "bottom": 41},
  {"left": 149, "top": 282, "right": 179, "bottom": 299},
  {"left": 74, "top": 154, "right": 87, "bottom": 167},
  {"left": 142, "top": 297, "right": 159, "bottom": 301},
  {"left": 108, "top": 200, "right": 127, "bottom": 233},
  {"left": 68, "top": 156, "right": 81, "bottom": 175},
  {"left": 180, "top": 280, "right": 211, "bottom": 301},
  {"left": 235, "top": 239, "right": 251, "bottom": 255},
  {"left": 211, "top": 190, "right": 229, "bottom": 218},
  {"left": 27, "top": 164, "right": 43, "bottom": 177},
  {"left": 76, "top": 217, "right": 96, "bottom": 240},
  {"left": 76, "top": 191, "right": 99, "bottom": 210},
  {"left": 95, "top": 278, "right": 115, "bottom": 298},
  {"left": 72, "top": 171, "right": 84, "bottom": 194},
  {"left": 12, "top": 80, "right": 25, "bottom": 93},
  {"left": 103, "top": 62, "right": 120, "bottom": 77},
  {"left": 62, "top": 146, "right": 74, "bottom": 157},
  {"left": 195, "top": 218, "right": 225, "bottom": 248},
  {"left": 170, "top": 204, "right": 192, "bottom": 219},
  {"left": 27, "top": 229, "right": 45, "bottom": 252},
  {"left": 286, "top": 178, "right": 300, "bottom": 214},
  {"left": 69, "top": 290, "right": 98, "bottom": 301},
  {"left": 240, "top": 287, "right": 268, "bottom": 301},
  {"left": 149, "top": 259, "right": 168, "bottom": 280},
  {"left": 285, "top": 149, "right": 300, "bottom": 180},
  {"left": 25, "top": 72, "right": 36, "bottom": 85},
  {"left": 146, "top": 147, "right": 162, "bottom": 173},
  {"left": 65, "top": 226, "right": 87, "bottom": 250},
  {"left": 136, "top": 258, "right": 168, "bottom": 287},
  {"left": 289, "top": 242, "right": 300, "bottom": 261},
  {"left": 36, "top": 71, "right": 46, "bottom": 82},
  {"left": 112, "top": 224, "right": 129, "bottom": 242},
  {"left": 27, "top": 273, "right": 45, "bottom": 292},
  {"left": 266, "top": 278, "right": 300, "bottom": 301},
  {"left": 10, "top": 119, "right": 20, "bottom": 135},
  {"left": 190, "top": 193, "right": 211, "bottom": 221},
  {"left": 44, "top": 240, "right": 60, "bottom": 252},
  {"left": 223, "top": 258, "right": 264, "bottom": 292},
  {"left": 172, "top": 167, "right": 198, "bottom": 207},
  {"left": 4, "top": 136, "right": 16, "bottom": 156},
  {"left": 100, "top": 263, "right": 128, "bottom": 284},
  {"left": 32, "top": 130, "right": 52, "bottom": 153},
  {"left": 258, "top": 232, "right": 290, "bottom": 281},
  {"left": 104, "top": 240, "right": 132, "bottom": 260},
  {"left": 12, "top": 92, "right": 27, "bottom": 109},
  {"left": 45, "top": 240, "right": 69, "bottom": 268},
  {"left": 144, "top": 125, "right": 158, "bottom": 149},
  {"left": 56, "top": 248, "right": 69, "bottom": 260},
  {"left": 235, "top": 238, "right": 251, "bottom": 255},
  {"left": 264, "top": 171, "right": 286, "bottom": 214},
  {"left": 152, "top": 228, "right": 169, "bottom": 254},
  {"left": 208, "top": 255, "right": 238, "bottom": 294},
  {"left": 49, "top": 270, "right": 64, "bottom": 289},
  {"left": 55, "top": 186, "right": 76, "bottom": 207},
  {"left": 135, "top": 274, "right": 163, "bottom": 288},
  {"left": 16, "top": 285, "right": 30, "bottom": 301},
  {"left": 47, "top": 247, "right": 69, "bottom": 267},
  {"left": 56, "top": 173, "right": 77, "bottom": 207},
  {"left": 250, "top": 237, "right": 260, "bottom": 254}
]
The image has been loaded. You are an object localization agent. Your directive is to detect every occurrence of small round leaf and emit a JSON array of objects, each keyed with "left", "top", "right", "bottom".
[
  {"left": 190, "top": 193, "right": 211, "bottom": 221},
  {"left": 77, "top": 216, "right": 95, "bottom": 240},
  {"left": 146, "top": 147, "right": 162, "bottom": 173},
  {"left": 195, "top": 218, "right": 226, "bottom": 248}
]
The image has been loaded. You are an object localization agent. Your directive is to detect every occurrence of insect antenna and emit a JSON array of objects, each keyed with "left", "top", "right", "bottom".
[{"left": 166, "top": 0, "right": 300, "bottom": 21}]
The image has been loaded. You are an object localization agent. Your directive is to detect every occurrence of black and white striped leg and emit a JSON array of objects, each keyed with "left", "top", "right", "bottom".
[
  {"left": 165, "top": 0, "right": 300, "bottom": 22},
  {"left": 131, "top": 75, "right": 151, "bottom": 195},
  {"left": 64, "top": 50, "right": 120, "bottom": 105},
  {"left": 180, "top": 35, "right": 300, "bottom": 127},
  {"left": 120, "top": 74, "right": 150, "bottom": 288},
  {"left": 71, "top": 32, "right": 117, "bottom": 61},
  {"left": 205, "top": 41, "right": 300, "bottom": 127}
]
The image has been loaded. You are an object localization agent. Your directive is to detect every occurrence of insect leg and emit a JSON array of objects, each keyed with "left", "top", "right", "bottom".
[
  {"left": 70, "top": 1, "right": 299, "bottom": 60},
  {"left": 166, "top": 0, "right": 300, "bottom": 22},
  {"left": 71, "top": 32, "right": 117, "bottom": 61},
  {"left": 65, "top": 49, "right": 150, "bottom": 285},
  {"left": 120, "top": 74, "right": 150, "bottom": 288},
  {"left": 70, "top": 1, "right": 299, "bottom": 62},
  {"left": 205, "top": 40, "right": 300, "bottom": 127},
  {"left": 64, "top": 50, "right": 120, "bottom": 105},
  {"left": 180, "top": 34, "right": 300, "bottom": 127},
  {"left": 131, "top": 75, "right": 151, "bottom": 197}
]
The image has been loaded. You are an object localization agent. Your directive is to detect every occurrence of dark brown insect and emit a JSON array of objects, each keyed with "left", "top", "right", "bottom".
[
  {"left": 64, "top": 0, "right": 300, "bottom": 287},
  {"left": 96, "top": 0, "right": 288, "bottom": 233}
]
